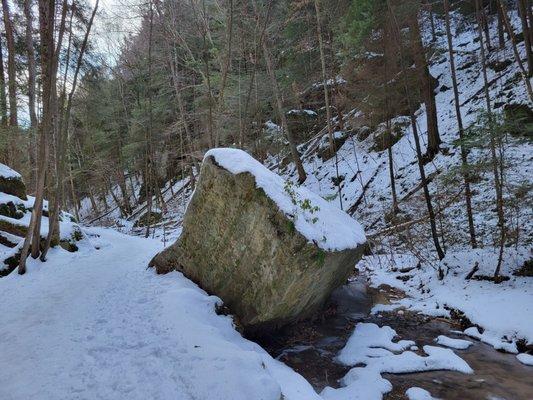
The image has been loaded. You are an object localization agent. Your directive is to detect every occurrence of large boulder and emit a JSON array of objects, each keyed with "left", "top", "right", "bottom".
[
  {"left": 0, "top": 164, "right": 27, "bottom": 200},
  {"left": 149, "top": 148, "right": 366, "bottom": 332}
]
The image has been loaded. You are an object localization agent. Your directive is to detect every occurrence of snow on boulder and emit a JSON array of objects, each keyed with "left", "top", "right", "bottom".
[
  {"left": 0, "top": 163, "right": 27, "bottom": 200},
  {"left": 149, "top": 148, "right": 366, "bottom": 331}
]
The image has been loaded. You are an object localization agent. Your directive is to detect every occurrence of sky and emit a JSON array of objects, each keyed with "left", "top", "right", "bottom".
[{"left": 88, "top": 0, "right": 142, "bottom": 63}]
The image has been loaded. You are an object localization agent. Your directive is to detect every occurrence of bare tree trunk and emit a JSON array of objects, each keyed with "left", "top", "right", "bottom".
[
  {"left": 425, "top": 0, "right": 436, "bottom": 42},
  {"left": 128, "top": 173, "right": 138, "bottom": 204},
  {"left": 41, "top": 0, "right": 99, "bottom": 260},
  {"left": 409, "top": 111, "right": 446, "bottom": 264},
  {"left": 116, "top": 167, "right": 131, "bottom": 215},
  {"left": 476, "top": 0, "right": 506, "bottom": 277},
  {"left": 262, "top": 39, "right": 307, "bottom": 183},
  {"left": 145, "top": 0, "right": 155, "bottom": 238},
  {"left": 526, "top": 0, "right": 533, "bottom": 45},
  {"left": 239, "top": 1, "right": 274, "bottom": 148},
  {"left": 497, "top": 2, "right": 505, "bottom": 48},
  {"left": 88, "top": 186, "right": 99, "bottom": 214},
  {"left": 32, "top": 0, "right": 68, "bottom": 259},
  {"left": 388, "top": 0, "right": 445, "bottom": 268},
  {"left": 314, "top": 0, "right": 342, "bottom": 208},
  {"left": 68, "top": 162, "right": 80, "bottom": 222},
  {"left": 386, "top": 121, "right": 399, "bottom": 213},
  {"left": 314, "top": 0, "right": 335, "bottom": 152},
  {"left": 1, "top": 0, "right": 17, "bottom": 126},
  {"left": 213, "top": 0, "right": 234, "bottom": 147},
  {"left": 481, "top": 2, "right": 492, "bottom": 51},
  {"left": 107, "top": 177, "right": 126, "bottom": 217},
  {"left": 0, "top": 30, "right": 7, "bottom": 126},
  {"left": 410, "top": 14, "right": 441, "bottom": 160},
  {"left": 24, "top": 0, "right": 38, "bottom": 190},
  {"left": 203, "top": 52, "right": 215, "bottom": 148},
  {"left": 518, "top": 0, "right": 533, "bottom": 76},
  {"left": 24, "top": 0, "right": 38, "bottom": 128},
  {"left": 444, "top": 0, "right": 477, "bottom": 248},
  {"left": 498, "top": 0, "right": 533, "bottom": 100},
  {"left": 19, "top": 0, "right": 57, "bottom": 274}
]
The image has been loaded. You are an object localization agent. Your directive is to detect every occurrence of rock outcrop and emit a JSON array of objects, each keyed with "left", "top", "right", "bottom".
[
  {"left": 0, "top": 164, "right": 27, "bottom": 200},
  {"left": 149, "top": 148, "right": 366, "bottom": 332},
  {"left": 0, "top": 163, "right": 84, "bottom": 276}
]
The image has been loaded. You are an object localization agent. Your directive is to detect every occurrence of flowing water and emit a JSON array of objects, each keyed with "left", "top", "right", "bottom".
[{"left": 256, "top": 276, "right": 533, "bottom": 399}]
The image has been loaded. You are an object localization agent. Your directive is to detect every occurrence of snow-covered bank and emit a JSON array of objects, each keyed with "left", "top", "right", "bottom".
[
  {"left": 360, "top": 248, "right": 533, "bottom": 355},
  {"left": 0, "top": 228, "right": 320, "bottom": 400}
]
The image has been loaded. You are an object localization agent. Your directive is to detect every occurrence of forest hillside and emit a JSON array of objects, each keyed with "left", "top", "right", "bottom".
[{"left": 0, "top": 0, "right": 532, "bottom": 399}]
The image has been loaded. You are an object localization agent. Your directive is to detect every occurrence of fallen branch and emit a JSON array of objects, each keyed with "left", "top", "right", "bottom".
[
  {"left": 347, "top": 164, "right": 383, "bottom": 215},
  {"left": 465, "top": 262, "right": 479, "bottom": 280},
  {"left": 400, "top": 169, "right": 441, "bottom": 202}
]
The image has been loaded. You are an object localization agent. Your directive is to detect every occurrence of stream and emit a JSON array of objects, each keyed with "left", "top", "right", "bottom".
[{"left": 256, "top": 276, "right": 533, "bottom": 400}]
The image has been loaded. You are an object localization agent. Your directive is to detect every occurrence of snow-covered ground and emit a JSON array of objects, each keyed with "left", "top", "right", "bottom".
[{"left": 0, "top": 228, "right": 322, "bottom": 400}]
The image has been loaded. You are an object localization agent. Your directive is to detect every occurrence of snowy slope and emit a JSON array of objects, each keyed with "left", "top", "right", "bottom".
[
  {"left": 361, "top": 247, "right": 533, "bottom": 352},
  {"left": 0, "top": 228, "right": 320, "bottom": 400},
  {"left": 266, "top": 8, "right": 533, "bottom": 254}
]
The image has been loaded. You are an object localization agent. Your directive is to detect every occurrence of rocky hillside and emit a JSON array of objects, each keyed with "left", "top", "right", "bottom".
[
  {"left": 82, "top": 8, "right": 532, "bottom": 265},
  {"left": 0, "top": 164, "right": 85, "bottom": 276}
]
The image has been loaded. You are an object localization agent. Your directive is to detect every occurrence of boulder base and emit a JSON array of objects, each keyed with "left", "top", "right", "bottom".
[{"left": 150, "top": 150, "right": 366, "bottom": 332}]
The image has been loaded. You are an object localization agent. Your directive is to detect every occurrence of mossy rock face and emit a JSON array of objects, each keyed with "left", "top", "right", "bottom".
[
  {"left": 60, "top": 240, "right": 79, "bottom": 252},
  {"left": 149, "top": 156, "right": 365, "bottom": 332},
  {"left": 1, "top": 252, "right": 20, "bottom": 277},
  {"left": 371, "top": 127, "right": 403, "bottom": 152},
  {"left": 0, "top": 219, "right": 28, "bottom": 237},
  {"left": 503, "top": 103, "right": 533, "bottom": 139},
  {"left": 134, "top": 211, "right": 163, "bottom": 227},
  {"left": 318, "top": 130, "right": 355, "bottom": 162},
  {"left": 0, "top": 176, "right": 27, "bottom": 200},
  {"left": 0, "top": 202, "right": 25, "bottom": 219}
]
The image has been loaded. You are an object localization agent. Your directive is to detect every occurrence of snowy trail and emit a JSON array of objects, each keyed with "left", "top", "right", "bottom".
[{"left": 0, "top": 228, "right": 320, "bottom": 400}]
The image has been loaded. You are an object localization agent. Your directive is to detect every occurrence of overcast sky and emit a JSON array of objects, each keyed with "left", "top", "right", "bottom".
[{"left": 88, "top": 0, "right": 142, "bottom": 63}]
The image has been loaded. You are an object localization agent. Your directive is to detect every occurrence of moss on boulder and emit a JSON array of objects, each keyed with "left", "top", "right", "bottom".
[
  {"left": 0, "top": 218, "right": 28, "bottom": 237},
  {"left": 0, "top": 167, "right": 27, "bottom": 200},
  {"left": 0, "top": 201, "right": 25, "bottom": 219},
  {"left": 149, "top": 152, "right": 366, "bottom": 332}
]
